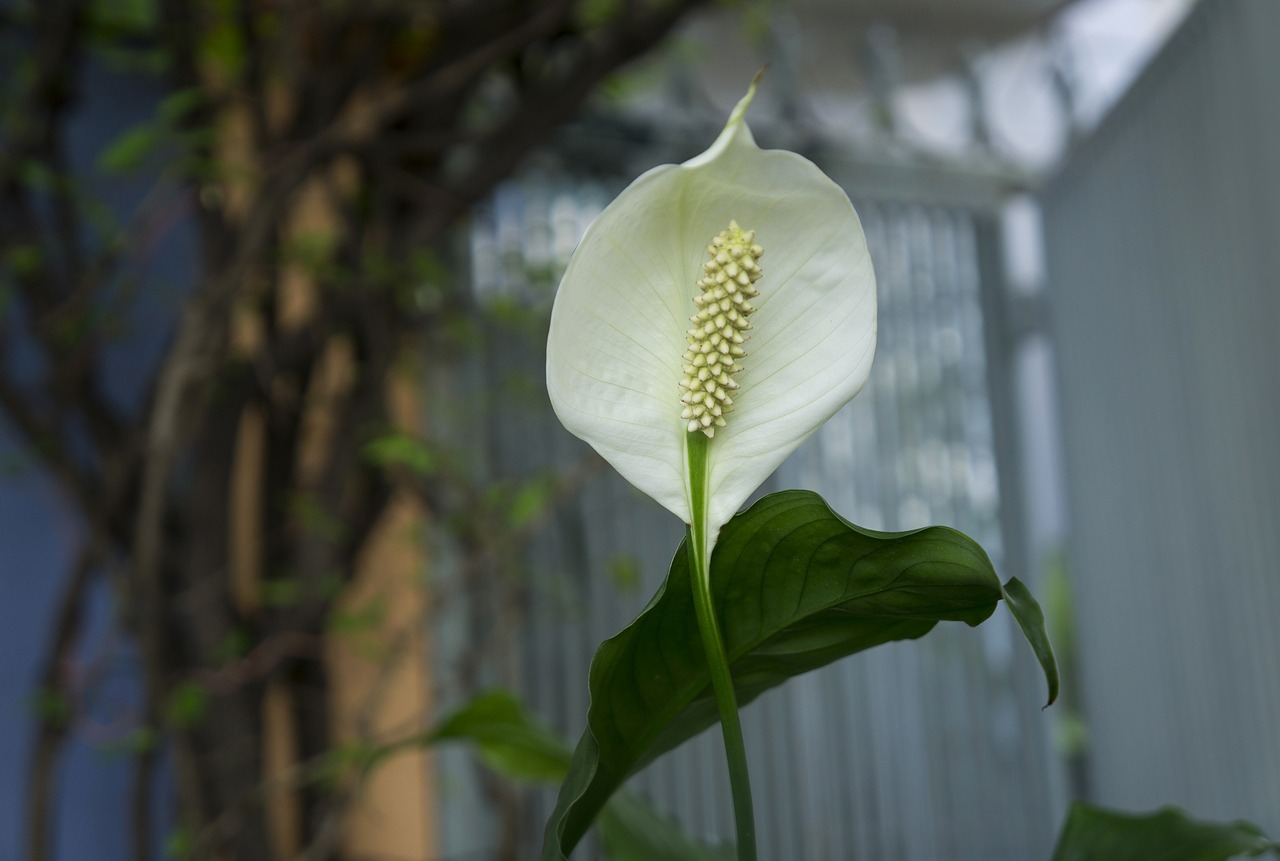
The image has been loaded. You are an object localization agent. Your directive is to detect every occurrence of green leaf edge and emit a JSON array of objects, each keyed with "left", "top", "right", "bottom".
[
  {"left": 404, "top": 690, "right": 733, "bottom": 861},
  {"left": 1052, "top": 802, "right": 1280, "bottom": 861},
  {"left": 1002, "top": 575, "right": 1060, "bottom": 707}
]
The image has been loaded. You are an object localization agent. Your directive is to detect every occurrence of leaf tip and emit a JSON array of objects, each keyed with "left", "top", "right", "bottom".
[{"left": 1000, "top": 576, "right": 1060, "bottom": 709}]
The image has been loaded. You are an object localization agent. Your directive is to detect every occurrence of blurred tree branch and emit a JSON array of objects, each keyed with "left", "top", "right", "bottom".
[
  {"left": 1, "top": 0, "right": 707, "bottom": 858},
  {"left": 25, "top": 543, "right": 97, "bottom": 861}
]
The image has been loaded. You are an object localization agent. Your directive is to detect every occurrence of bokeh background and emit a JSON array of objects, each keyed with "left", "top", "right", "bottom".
[{"left": 2, "top": 0, "right": 1277, "bottom": 858}]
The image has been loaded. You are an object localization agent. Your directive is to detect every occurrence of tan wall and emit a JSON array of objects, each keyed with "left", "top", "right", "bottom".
[{"left": 222, "top": 98, "right": 438, "bottom": 858}]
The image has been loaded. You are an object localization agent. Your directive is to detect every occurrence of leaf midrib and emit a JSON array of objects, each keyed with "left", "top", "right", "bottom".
[{"left": 600, "top": 524, "right": 998, "bottom": 784}]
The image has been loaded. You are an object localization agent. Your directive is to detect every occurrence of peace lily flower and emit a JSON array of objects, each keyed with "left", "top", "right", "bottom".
[{"left": 546, "top": 76, "right": 876, "bottom": 550}]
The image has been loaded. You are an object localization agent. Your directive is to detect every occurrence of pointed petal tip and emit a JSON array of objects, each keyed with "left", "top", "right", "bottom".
[{"left": 726, "top": 67, "right": 766, "bottom": 129}]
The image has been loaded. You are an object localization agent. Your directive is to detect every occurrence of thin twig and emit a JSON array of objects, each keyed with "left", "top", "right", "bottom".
[
  {"left": 131, "top": 746, "right": 156, "bottom": 861},
  {"left": 25, "top": 543, "right": 97, "bottom": 861}
]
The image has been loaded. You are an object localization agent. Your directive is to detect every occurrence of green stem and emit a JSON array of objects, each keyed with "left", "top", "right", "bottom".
[{"left": 685, "top": 433, "right": 757, "bottom": 861}]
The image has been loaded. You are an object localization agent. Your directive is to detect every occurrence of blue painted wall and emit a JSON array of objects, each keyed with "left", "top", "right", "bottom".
[{"left": 1, "top": 29, "right": 193, "bottom": 858}]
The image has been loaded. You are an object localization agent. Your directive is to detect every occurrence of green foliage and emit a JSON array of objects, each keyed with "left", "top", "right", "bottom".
[
  {"left": 576, "top": 0, "right": 624, "bottom": 30},
  {"left": 470, "top": 473, "right": 562, "bottom": 537},
  {"left": 88, "top": 0, "right": 157, "bottom": 37},
  {"left": 326, "top": 595, "right": 393, "bottom": 659},
  {"left": 97, "top": 107, "right": 214, "bottom": 176},
  {"left": 164, "top": 824, "right": 195, "bottom": 860},
  {"left": 362, "top": 433, "right": 437, "bottom": 477},
  {"left": 1001, "top": 576, "right": 1059, "bottom": 708},
  {"left": 426, "top": 690, "right": 573, "bottom": 783},
  {"left": 165, "top": 680, "right": 210, "bottom": 728},
  {"left": 1043, "top": 552, "right": 1077, "bottom": 659},
  {"left": 103, "top": 726, "right": 158, "bottom": 756},
  {"left": 214, "top": 627, "right": 251, "bottom": 663},
  {"left": 10, "top": 158, "right": 116, "bottom": 242},
  {"left": 85, "top": 0, "right": 164, "bottom": 72},
  {"left": 199, "top": 0, "right": 246, "bottom": 79},
  {"left": 5, "top": 244, "right": 44, "bottom": 276},
  {"left": 49, "top": 306, "right": 106, "bottom": 350},
  {"left": 543, "top": 489, "right": 1057, "bottom": 859},
  {"left": 598, "top": 793, "right": 735, "bottom": 861},
  {"left": 406, "top": 691, "right": 733, "bottom": 860},
  {"left": 282, "top": 231, "right": 339, "bottom": 277},
  {"left": 607, "top": 555, "right": 641, "bottom": 594},
  {"left": 735, "top": 0, "right": 777, "bottom": 46},
  {"left": 484, "top": 297, "right": 553, "bottom": 356},
  {"left": 96, "top": 83, "right": 210, "bottom": 177},
  {"left": 28, "top": 688, "right": 71, "bottom": 725},
  {"left": 506, "top": 475, "right": 557, "bottom": 531},
  {"left": 1052, "top": 803, "right": 1279, "bottom": 861},
  {"left": 288, "top": 493, "right": 346, "bottom": 543},
  {"left": 15, "top": 159, "right": 60, "bottom": 192},
  {"left": 157, "top": 88, "right": 204, "bottom": 125},
  {"left": 327, "top": 596, "right": 388, "bottom": 637},
  {"left": 443, "top": 312, "right": 483, "bottom": 353},
  {"left": 97, "top": 123, "right": 161, "bottom": 175},
  {"left": 316, "top": 739, "right": 379, "bottom": 788},
  {"left": 259, "top": 577, "right": 301, "bottom": 608},
  {"left": 401, "top": 249, "right": 451, "bottom": 307},
  {"left": 1053, "top": 712, "right": 1090, "bottom": 758},
  {"left": 1042, "top": 554, "right": 1091, "bottom": 756}
]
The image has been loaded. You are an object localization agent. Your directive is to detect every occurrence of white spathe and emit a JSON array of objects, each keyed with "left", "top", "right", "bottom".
[{"left": 546, "top": 82, "right": 877, "bottom": 540}]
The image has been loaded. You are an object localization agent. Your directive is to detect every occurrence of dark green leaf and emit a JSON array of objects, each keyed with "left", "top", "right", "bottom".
[
  {"left": 16, "top": 159, "right": 59, "bottom": 191},
  {"left": 598, "top": 792, "right": 735, "bottom": 861},
  {"left": 28, "top": 688, "right": 71, "bottom": 725},
  {"left": 544, "top": 489, "right": 1056, "bottom": 859},
  {"left": 164, "top": 824, "right": 195, "bottom": 860},
  {"left": 89, "top": 0, "right": 157, "bottom": 35},
  {"left": 103, "top": 726, "right": 157, "bottom": 756},
  {"left": 259, "top": 578, "right": 301, "bottom": 608},
  {"left": 414, "top": 691, "right": 576, "bottom": 782},
  {"left": 287, "top": 493, "right": 346, "bottom": 542},
  {"left": 327, "top": 597, "right": 388, "bottom": 636},
  {"left": 507, "top": 476, "right": 556, "bottom": 530},
  {"left": 362, "top": 433, "right": 436, "bottom": 477},
  {"left": 214, "top": 628, "right": 251, "bottom": 663},
  {"left": 158, "top": 88, "right": 204, "bottom": 125},
  {"left": 576, "top": 0, "right": 623, "bottom": 29},
  {"left": 427, "top": 691, "right": 573, "bottom": 783},
  {"left": 608, "top": 555, "right": 642, "bottom": 594},
  {"left": 1052, "top": 802, "right": 1279, "bottom": 861},
  {"left": 401, "top": 691, "right": 731, "bottom": 860},
  {"left": 199, "top": 17, "right": 245, "bottom": 78},
  {"left": 310, "top": 740, "right": 372, "bottom": 787},
  {"left": 6, "top": 244, "right": 44, "bottom": 275},
  {"left": 1002, "top": 576, "right": 1059, "bottom": 707},
  {"left": 165, "top": 680, "right": 209, "bottom": 728},
  {"left": 97, "top": 123, "right": 161, "bottom": 174}
]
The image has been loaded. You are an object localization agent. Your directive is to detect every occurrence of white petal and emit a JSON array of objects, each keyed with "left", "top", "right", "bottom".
[{"left": 546, "top": 84, "right": 876, "bottom": 534}]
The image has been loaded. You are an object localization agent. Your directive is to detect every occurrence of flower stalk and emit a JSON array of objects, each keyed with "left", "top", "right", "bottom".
[
  {"left": 684, "top": 431, "right": 758, "bottom": 861},
  {"left": 545, "top": 71, "right": 878, "bottom": 860}
]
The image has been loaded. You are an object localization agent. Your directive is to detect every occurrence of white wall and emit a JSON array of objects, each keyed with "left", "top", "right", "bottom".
[{"left": 1043, "top": 0, "right": 1280, "bottom": 833}]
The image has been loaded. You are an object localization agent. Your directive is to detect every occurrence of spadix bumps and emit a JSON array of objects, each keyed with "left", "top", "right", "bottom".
[{"left": 680, "top": 221, "right": 763, "bottom": 437}]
